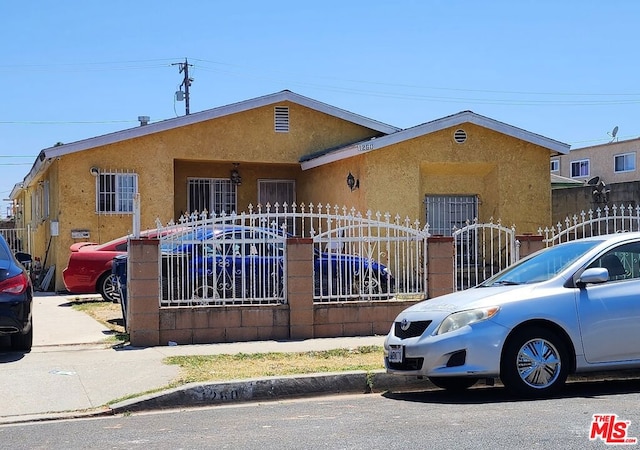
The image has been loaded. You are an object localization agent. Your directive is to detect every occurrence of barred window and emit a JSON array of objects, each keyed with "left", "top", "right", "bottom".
[
  {"left": 187, "top": 178, "right": 237, "bottom": 215},
  {"left": 425, "top": 195, "right": 478, "bottom": 236},
  {"left": 96, "top": 172, "right": 138, "bottom": 213}
]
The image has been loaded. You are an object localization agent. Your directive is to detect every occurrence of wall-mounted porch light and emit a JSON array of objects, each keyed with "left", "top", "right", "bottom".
[
  {"left": 230, "top": 163, "right": 242, "bottom": 186},
  {"left": 346, "top": 172, "right": 359, "bottom": 191}
]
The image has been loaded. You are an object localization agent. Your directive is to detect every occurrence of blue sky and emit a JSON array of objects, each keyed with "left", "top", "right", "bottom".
[{"left": 2, "top": 1, "right": 640, "bottom": 217}]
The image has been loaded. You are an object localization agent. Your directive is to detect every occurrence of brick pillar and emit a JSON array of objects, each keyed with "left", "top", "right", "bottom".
[
  {"left": 517, "top": 234, "right": 545, "bottom": 259},
  {"left": 427, "top": 236, "right": 454, "bottom": 299},
  {"left": 127, "top": 238, "right": 160, "bottom": 347},
  {"left": 287, "top": 237, "right": 314, "bottom": 339}
]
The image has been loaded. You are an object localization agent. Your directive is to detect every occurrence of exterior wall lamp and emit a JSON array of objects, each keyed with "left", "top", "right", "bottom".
[
  {"left": 230, "top": 163, "right": 242, "bottom": 186},
  {"left": 346, "top": 172, "right": 359, "bottom": 191}
]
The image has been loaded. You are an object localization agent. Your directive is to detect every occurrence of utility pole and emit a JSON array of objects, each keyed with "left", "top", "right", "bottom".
[{"left": 172, "top": 58, "right": 193, "bottom": 115}]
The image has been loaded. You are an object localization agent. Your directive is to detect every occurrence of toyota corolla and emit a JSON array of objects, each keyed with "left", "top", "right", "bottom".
[{"left": 384, "top": 232, "right": 640, "bottom": 397}]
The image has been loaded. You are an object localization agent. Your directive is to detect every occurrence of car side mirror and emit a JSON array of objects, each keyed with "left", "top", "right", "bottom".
[{"left": 577, "top": 267, "right": 609, "bottom": 286}]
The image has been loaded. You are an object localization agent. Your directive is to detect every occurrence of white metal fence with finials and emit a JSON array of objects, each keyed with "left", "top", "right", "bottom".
[
  {"left": 453, "top": 218, "right": 517, "bottom": 291},
  {"left": 156, "top": 203, "right": 430, "bottom": 307},
  {"left": 540, "top": 204, "right": 640, "bottom": 246}
]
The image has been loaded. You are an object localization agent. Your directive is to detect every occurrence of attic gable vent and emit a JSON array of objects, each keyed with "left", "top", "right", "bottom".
[
  {"left": 274, "top": 106, "right": 289, "bottom": 133},
  {"left": 453, "top": 129, "right": 467, "bottom": 143}
]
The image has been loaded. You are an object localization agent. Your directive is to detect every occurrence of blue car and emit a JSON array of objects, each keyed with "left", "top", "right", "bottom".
[{"left": 160, "top": 226, "right": 393, "bottom": 301}]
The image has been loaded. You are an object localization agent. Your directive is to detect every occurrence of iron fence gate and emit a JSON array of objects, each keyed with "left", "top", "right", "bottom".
[
  {"left": 453, "top": 219, "right": 517, "bottom": 291},
  {"left": 157, "top": 203, "right": 429, "bottom": 306}
]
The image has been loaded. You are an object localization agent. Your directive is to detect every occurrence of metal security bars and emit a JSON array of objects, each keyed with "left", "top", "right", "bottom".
[
  {"left": 425, "top": 195, "right": 478, "bottom": 236},
  {"left": 157, "top": 203, "right": 430, "bottom": 306},
  {"left": 453, "top": 219, "right": 517, "bottom": 291}
]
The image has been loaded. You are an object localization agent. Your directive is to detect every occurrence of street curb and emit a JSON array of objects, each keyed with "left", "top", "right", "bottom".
[
  {"left": 108, "top": 368, "right": 640, "bottom": 414},
  {"left": 109, "top": 370, "right": 429, "bottom": 413}
]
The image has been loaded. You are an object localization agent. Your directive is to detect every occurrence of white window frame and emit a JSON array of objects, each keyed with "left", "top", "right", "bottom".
[
  {"left": 550, "top": 159, "right": 559, "bottom": 172},
  {"left": 187, "top": 178, "right": 237, "bottom": 215},
  {"left": 30, "top": 180, "right": 50, "bottom": 223},
  {"left": 570, "top": 159, "right": 590, "bottom": 178},
  {"left": 96, "top": 172, "right": 138, "bottom": 214},
  {"left": 614, "top": 152, "right": 636, "bottom": 173}
]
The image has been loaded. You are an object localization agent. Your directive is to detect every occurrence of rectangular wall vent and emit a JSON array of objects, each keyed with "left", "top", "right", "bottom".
[{"left": 274, "top": 106, "right": 289, "bottom": 132}]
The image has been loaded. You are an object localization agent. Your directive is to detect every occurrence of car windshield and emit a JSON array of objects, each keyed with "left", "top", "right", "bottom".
[{"left": 481, "top": 239, "right": 604, "bottom": 286}]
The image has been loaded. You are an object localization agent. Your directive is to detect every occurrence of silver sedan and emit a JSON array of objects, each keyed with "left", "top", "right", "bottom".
[{"left": 384, "top": 232, "right": 640, "bottom": 397}]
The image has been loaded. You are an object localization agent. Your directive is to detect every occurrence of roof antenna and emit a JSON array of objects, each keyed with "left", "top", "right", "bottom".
[{"left": 607, "top": 126, "right": 619, "bottom": 142}]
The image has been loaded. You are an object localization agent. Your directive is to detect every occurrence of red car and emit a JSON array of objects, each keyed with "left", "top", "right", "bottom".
[{"left": 62, "top": 230, "right": 168, "bottom": 302}]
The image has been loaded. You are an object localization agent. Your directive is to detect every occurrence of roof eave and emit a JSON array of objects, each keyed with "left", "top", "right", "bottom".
[{"left": 301, "top": 111, "right": 571, "bottom": 170}]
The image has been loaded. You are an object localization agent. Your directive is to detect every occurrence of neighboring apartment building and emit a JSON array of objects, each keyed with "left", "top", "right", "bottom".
[
  {"left": 10, "top": 90, "right": 569, "bottom": 292},
  {"left": 552, "top": 137, "right": 639, "bottom": 185},
  {"left": 551, "top": 137, "right": 640, "bottom": 224}
]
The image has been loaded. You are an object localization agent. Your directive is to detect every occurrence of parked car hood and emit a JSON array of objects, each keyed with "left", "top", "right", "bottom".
[{"left": 403, "top": 284, "right": 531, "bottom": 314}]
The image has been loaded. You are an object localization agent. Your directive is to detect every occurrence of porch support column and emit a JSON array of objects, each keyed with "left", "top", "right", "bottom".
[
  {"left": 127, "top": 238, "right": 161, "bottom": 346},
  {"left": 286, "top": 237, "right": 314, "bottom": 339},
  {"left": 516, "top": 234, "right": 545, "bottom": 259},
  {"left": 427, "top": 236, "right": 454, "bottom": 299}
]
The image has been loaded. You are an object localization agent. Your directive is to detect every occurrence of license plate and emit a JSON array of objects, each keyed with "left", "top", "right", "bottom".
[{"left": 388, "top": 345, "right": 404, "bottom": 364}]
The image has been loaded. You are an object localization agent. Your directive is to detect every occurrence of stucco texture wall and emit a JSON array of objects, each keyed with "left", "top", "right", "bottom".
[
  {"left": 47, "top": 102, "right": 382, "bottom": 290},
  {"left": 305, "top": 124, "right": 551, "bottom": 233}
]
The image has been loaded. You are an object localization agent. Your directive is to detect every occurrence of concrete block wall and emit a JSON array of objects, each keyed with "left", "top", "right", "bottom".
[{"left": 127, "top": 234, "right": 534, "bottom": 347}]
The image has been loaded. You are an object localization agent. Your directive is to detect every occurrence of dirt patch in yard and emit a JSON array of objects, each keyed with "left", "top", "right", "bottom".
[{"left": 66, "top": 295, "right": 126, "bottom": 338}]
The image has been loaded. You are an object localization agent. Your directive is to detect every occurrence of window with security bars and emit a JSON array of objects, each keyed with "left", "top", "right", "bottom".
[
  {"left": 31, "top": 180, "right": 50, "bottom": 222},
  {"left": 425, "top": 195, "right": 478, "bottom": 236},
  {"left": 258, "top": 179, "right": 296, "bottom": 230},
  {"left": 187, "top": 178, "right": 237, "bottom": 215},
  {"left": 96, "top": 173, "right": 138, "bottom": 213},
  {"left": 274, "top": 106, "right": 289, "bottom": 132},
  {"left": 258, "top": 179, "right": 295, "bottom": 206}
]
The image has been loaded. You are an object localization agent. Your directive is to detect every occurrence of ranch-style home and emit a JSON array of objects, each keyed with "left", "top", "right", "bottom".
[{"left": 10, "top": 90, "right": 570, "bottom": 292}]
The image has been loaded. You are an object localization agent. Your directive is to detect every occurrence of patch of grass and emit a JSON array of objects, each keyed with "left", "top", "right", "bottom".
[
  {"left": 68, "top": 296, "right": 128, "bottom": 344},
  {"left": 165, "top": 345, "right": 385, "bottom": 384},
  {"left": 69, "top": 296, "right": 386, "bottom": 387}
]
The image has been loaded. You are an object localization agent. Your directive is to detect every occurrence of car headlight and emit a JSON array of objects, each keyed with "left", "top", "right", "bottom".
[{"left": 435, "top": 306, "right": 500, "bottom": 335}]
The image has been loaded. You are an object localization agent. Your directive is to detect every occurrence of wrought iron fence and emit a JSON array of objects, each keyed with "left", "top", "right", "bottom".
[
  {"left": 156, "top": 203, "right": 430, "bottom": 306},
  {"left": 540, "top": 204, "right": 640, "bottom": 246},
  {"left": 453, "top": 218, "right": 517, "bottom": 291}
]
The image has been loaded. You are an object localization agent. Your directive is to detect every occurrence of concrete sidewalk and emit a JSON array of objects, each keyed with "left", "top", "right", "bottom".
[{"left": 0, "top": 293, "right": 391, "bottom": 424}]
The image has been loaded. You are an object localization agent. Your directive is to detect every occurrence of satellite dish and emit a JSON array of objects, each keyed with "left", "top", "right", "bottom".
[
  {"left": 587, "top": 176, "right": 600, "bottom": 186},
  {"left": 608, "top": 126, "right": 619, "bottom": 142}
]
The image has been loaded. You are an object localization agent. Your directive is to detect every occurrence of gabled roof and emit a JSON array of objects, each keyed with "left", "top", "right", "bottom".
[
  {"left": 40, "top": 90, "right": 400, "bottom": 160},
  {"left": 14, "top": 90, "right": 401, "bottom": 197},
  {"left": 300, "top": 110, "right": 571, "bottom": 169}
]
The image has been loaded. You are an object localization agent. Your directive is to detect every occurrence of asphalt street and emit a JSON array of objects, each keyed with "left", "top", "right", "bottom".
[{"left": 0, "top": 293, "right": 392, "bottom": 424}]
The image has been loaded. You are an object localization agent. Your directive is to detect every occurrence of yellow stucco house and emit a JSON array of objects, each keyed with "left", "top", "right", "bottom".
[{"left": 10, "top": 90, "right": 570, "bottom": 292}]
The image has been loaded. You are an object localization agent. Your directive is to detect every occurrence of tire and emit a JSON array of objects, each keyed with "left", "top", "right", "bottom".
[
  {"left": 98, "top": 272, "right": 120, "bottom": 303},
  {"left": 429, "top": 377, "right": 478, "bottom": 391},
  {"left": 500, "top": 326, "right": 569, "bottom": 397},
  {"left": 11, "top": 320, "right": 33, "bottom": 352}
]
